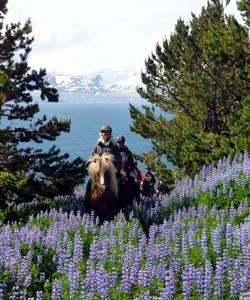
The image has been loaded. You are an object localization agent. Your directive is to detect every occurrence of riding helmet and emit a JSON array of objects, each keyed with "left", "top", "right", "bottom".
[
  {"left": 100, "top": 125, "right": 112, "bottom": 132},
  {"left": 116, "top": 135, "right": 125, "bottom": 143}
]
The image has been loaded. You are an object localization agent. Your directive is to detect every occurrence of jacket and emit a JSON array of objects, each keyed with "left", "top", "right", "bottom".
[
  {"left": 93, "top": 136, "right": 122, "bottom": 172},
  {"left": 118, "top": 145, "right": 135, "bottom": 172}
]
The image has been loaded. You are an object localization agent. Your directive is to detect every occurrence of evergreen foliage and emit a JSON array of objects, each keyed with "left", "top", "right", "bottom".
[
  {"left": 130, "top": 0, "right": 250, "bottom": 182},
  {"left": 0, "top": 1, "right": 86, "bottom": 207},
  {"left": 237, "top": 0, "right": 250, "bottom": 27}
]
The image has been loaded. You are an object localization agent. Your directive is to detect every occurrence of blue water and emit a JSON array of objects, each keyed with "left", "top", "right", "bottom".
[
  {"left": 2, "top": 100, "right": 173, "bottom": 172},
  {"left": 28, "top": 102, "right": 153, "bottom": 170}
]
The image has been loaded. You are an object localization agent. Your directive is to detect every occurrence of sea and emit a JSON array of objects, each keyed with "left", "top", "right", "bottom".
[{"left": 3, "top": 99, "right": 173, "bottom": 173}]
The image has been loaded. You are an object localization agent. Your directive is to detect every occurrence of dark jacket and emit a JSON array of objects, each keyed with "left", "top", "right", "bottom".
[
  {"left": 93, "top": 137, "right": 122, "bottom": 172},
  {"left": 145, "top": 171, "right": 156, "bottom": 187},
  {"left": 118, "top": 145, "right": 135, "bottom": 172}
]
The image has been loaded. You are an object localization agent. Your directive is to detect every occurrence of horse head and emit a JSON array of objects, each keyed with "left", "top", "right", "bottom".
[
  {"left": 120, "top": 156, "right": 130, "bottom": 179},
  {"left": 86, "top": 153, "right": 120, "bottom": 221},
  {"left": 87, "top": 153, "right": 118, "bottom": 198},
  {"left": 140, "top": 175, "right": 152, "bottom": 197}
]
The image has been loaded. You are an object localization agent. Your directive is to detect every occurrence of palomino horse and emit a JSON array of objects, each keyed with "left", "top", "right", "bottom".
[{"left": 87, "top": 153, "right": 119, "bottom": 221}]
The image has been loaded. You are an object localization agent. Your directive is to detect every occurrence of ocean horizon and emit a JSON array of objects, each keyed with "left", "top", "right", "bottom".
[{"left": 2, "top": 99, "right": 173, "bottom": 173}]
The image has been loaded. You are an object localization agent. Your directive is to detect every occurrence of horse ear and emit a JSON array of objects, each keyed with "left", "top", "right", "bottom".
[{"left": 85, "top": 159, "right": 92, "bottom": 167}]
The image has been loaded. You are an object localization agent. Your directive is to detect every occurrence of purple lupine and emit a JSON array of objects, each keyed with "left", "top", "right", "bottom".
[
  {"left": 73, "top": 233, "right": 83, "bottom": 263},
  {"left": 228, "top": 260, "right": 239, "bottom": 297},
  {"left": 110, "top": 268, "right": 118, "bottom": 288},
  {"left": 95, "top": 264, "right": 110, "bottom": 299},
  {"left": 211, "top": 227, "right": 221, "bottom": 254},
  {"left": 10, "top": 285, "right": 20, "bottom": 300},
  {"left": 68, "top": 261, "right": 80, "bottom": 299},
  {"left": 161, "top": 267, "right": 176, "bottom": 300},
  {"left": 121, "top": 261, "right": 132, "bottom": 293},
  {"left": 129, "top": 263, "right": 139, "bottom": 285},
  {"left": 182, "top": 232, "right": 189, "bottom": 262},
  {"left": 36, "top": 290, "right": 43, "bottom": 300},
  {"left": 173, "top": 235, "right": 180, "bottom": 257},
  {"left": 51, "top": 279, "right": 64, "bottom": 300},
  {"left": 40, "top": 272, "right": 46, "bottom": 283},
  {"left": 156, "top": 257, "right": 167, "bottom": 281},
  {"left": 138, "top": 268, "right": 150, "bottom": 288},
  {"left": 204, "top": 260, "right": 212, "bottom": 300},
  {"left": 148, "top": 225, "right": 158, "bottom": 245},
  {"left": 201, "top": 229, "right": 208, "bottom": 258},
  {"left": 226, "top": 223, "right": 233, "bottom": 249},
  {"left": 99, "top": 238, "right": 110, "bottom": 262},
  {"left": 214, "top": 257, "right": 224, "bottom": 297},
  {"left": 146, "top": 244, "right": 156, "bottom": 266},
  {"left": 170, "top": 258, "right": 182, "bottom": 276},
  {"left": 187, "top": 227, "right": 196, "bottom": 248},
  {"left": 194, "top": 267, "right": 204, "bottom": 295},
  {"left": 238, "top": 256, "right": 249, "bottom": 292},
  {"left": 240, "top": 291, "right": 250, "bottom": 300},
  {"left": 182, "top": 266, "right": 191, "bottom": 300},
  {"left": 0, "top": 284, "right": 3, "bottom": 300},
  {"left": 37, "top": 255, "right": 43, "bottom": 264}
]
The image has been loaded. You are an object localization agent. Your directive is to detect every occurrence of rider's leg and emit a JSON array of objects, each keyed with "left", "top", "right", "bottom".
[{"left": 83, "top": 178, "right": 92, "bottom": 213}]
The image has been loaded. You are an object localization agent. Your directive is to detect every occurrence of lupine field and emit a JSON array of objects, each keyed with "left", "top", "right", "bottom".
[{"left": 0, "top": 152, "right": 249, "bottom": 299}]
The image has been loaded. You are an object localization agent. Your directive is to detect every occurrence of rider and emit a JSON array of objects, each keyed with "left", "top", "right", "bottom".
[
  {"left": 116, "top": 135, "right": 135, "bottom": 178},
  {"left": 144, "top": 167, "right": 156, "bottom": 194},
  {"left": 134, "top": 161, "right": 142, "bottom": 183},
  {"left": 84, "top": 125, "right": 122, "bottom": 212},
  {"left": 116, "top": 135, "right": 141, "bottom": 202},
  {"left": 93, "top": 125, "right": 122, "bottom": 173}
]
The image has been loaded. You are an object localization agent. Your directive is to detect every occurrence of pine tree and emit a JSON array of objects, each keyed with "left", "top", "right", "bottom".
[
  {"left": 237, "top": 0, "right": 250, "bottom": 27},
  {"left": 130, "top": 0, "right": 250, "bottom": 180},
  {"left": 0, "top": 1, "right": 86, "bottom": 207}
]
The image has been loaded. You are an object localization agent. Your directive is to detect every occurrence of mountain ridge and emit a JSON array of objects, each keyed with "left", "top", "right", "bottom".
[{"left": 45, "top": 71, "right": 141, "bottom": 102}]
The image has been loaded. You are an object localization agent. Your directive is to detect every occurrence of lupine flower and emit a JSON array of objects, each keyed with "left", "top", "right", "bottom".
[
  {"left": 214, "top": 257, "right": 223, "bottom": 297},
  {"left": 122, "top": 261, "right": 132, "bottom": 293},
  {"left": 51, "top": 279, "right": 64, "bottom": 300},
  {"left": 201, "top": 229, "right": 208, "bottom": 258},
  {"left": 36, "top": 290, "right": 43, "bottom": 300},
  {"left": 211, "top": 227, "right": 221, "bottom": 254},
  {"left": 96, "top": 264, "right": 110, "bottom": 299},
  {"left": 182, "top": 266, "right": 191, "bottom": 300},
  {"left": 194, "top": 267, "right": 204, "bottom": 295},
  {"left": 204, "top": 260, "right": 212, "bottom": 300}
]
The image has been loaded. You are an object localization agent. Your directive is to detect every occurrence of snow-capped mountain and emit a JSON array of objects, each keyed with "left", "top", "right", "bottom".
[{"left": 45, "top": 72, "right": 141, "bottom": 102}]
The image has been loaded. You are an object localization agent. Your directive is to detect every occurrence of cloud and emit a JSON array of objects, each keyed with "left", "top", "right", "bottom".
[{"left": 5, "top": 0, "right": 241, "bottom": 75}]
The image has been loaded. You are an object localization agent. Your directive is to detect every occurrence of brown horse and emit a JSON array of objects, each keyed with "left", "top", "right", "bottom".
[
  {"left": 87, "top": 153, "right": 119, "bottom": 221},
  {"left": 140, "top": 175, "right": 153, "bottom": 197}
]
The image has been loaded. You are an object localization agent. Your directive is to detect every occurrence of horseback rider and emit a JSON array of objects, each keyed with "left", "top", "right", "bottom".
[
  {"left": 134, "top": 161, "right": 142, "bottom": 183},
  {"left": 116, "top": 135, "right": 141, "bottom": 203},
  {"left": 116, "top": 135, "right": 135, "bottom": 178},
  {"left": 144, "top": 167, "right": 156, "bottom": 194},
  {"left": 93, "top": 125, "right": 122, "bottom": 173},
  {"left": 83, "top": 125, "right": 122, "bottom": 212}
]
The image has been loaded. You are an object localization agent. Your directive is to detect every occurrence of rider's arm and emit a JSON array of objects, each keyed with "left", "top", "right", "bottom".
[
  {"left": 127, "top": 149, "right": 135, "bottom": 170},
  {"left": 112, "top": 143, "right": 122, "bottom": 173}
]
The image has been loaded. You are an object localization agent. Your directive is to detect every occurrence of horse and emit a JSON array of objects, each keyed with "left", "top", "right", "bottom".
[
  {"left": 118, "top": 156, "right": 141, "bottom": 210},
  {"left": 140, "top": 175, "right": 154, "bottom": 197},
  {"left": 86, "top": 153, "right": 119, "bottom": 222}
]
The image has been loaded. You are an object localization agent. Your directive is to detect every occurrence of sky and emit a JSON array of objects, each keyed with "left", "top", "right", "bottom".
[{"left": 5, "top": 0, "right": 241, "bottom": 79}]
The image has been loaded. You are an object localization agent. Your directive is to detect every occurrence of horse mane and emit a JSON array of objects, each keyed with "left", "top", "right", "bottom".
[{"left": 87, "top": 153, "right": 118, "bottom": 197}]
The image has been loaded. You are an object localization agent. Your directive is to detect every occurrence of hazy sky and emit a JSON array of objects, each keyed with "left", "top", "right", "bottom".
[{"left": 5, "top": 0, "right": 241, "bottom": 77}]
